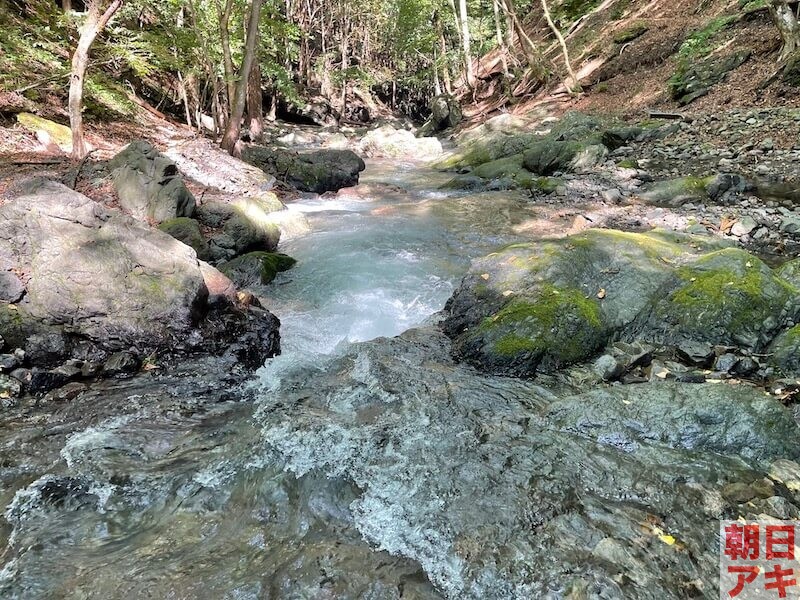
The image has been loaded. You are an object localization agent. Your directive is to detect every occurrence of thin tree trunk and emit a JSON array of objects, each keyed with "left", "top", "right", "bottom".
[
  {"left": 436, "top": 16, "right": 453, "bottom": 94},
  {"left": 493, "top": 0, "right": 510, "bottom": 77},
  {"left": 221, "top": 0, "right": 263, "bottom": 153},
  {"left": 217, "top": 0, "right": 236, "bottom": 110},
  {"left": 457, "top": 0, "right": 474, "bottom": 86},
  {"left": 69, "top": 0, "right": 123, "bottom": 160},
  {"left": 63, "top": 0, "right": 72, "bottom": 11},
  {"left": 768, "top": 0, "right": 800, "bottom": 61},
  {"left": 246, "top": 56, "right": 264, "bottom": 141},
  {"left": 500, "top": 0, "right": 547, "bottom": 78},
  {"left": 541, "top": 0, "right": 581, "bottom": 93}
]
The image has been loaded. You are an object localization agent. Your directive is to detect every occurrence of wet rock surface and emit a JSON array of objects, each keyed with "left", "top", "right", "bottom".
[{"left": 242, "top": 146, "right": 367, "bottom": 193}]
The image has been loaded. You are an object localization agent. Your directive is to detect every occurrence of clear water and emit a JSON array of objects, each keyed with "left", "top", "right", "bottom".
[{"left": 0, "top": 159, "right": 526, "bottom": 599}]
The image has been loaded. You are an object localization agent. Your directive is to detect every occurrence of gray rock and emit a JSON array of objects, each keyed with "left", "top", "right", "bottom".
[
  {"left": 241, "top": 146, "right": 366, "bottom": 194},
  {"left": 731, "top": 215, "right": 757, "bottom": 237},
  {"left": 219, "top": 252, "right": 296, "bottom": 287},
  {"left": 593, "top": 354, "right": 624, "bottom": 381},
  {"left": 103, "top": 351, "right": 140, "bottom": 376},
  {"left": 0, "top": 180, "right": 208, "bottom": 353},
  {"left": 222, "top": 213, "right": 280, "bottom": 255},
  {"left": 0, "top": 374, "right": 21, "bottom": 406},
  {"left": 109, "top": 140, "right": 196, "bottom": 223},
  {"left": 0, "top": 271, "right": 25, "bottom": 303},
  {"left": 0, "top": 354, "right": 19, "bottom": 372},
  {"left": 158, "top": 217, "right": 210, "bottom": 261},
  {"left": 24, "top": 331, "right": 68, "bottom": 368}
]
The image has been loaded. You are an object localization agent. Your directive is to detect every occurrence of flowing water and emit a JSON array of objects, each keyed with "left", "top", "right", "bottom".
[
  {"left": 1, "top": 159, "right": 798, "bottom": 599},
  {"left": 0, "top": 160, "right": 528, "bottom": 599}
]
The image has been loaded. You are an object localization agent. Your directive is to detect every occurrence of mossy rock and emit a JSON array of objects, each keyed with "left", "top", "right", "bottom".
[
  {"left": 456, "top": 285, "right": 607, "bottom": 376},
  {"left": 17, "top": 113, "right": 72, "bottom": 152},
  {"left": 472, "top": 154, "right": 526, "bottom": 180},
  {"left": 223, "top": 213, "right": 281, "bottom": 254},
  {"left": 522, "top": 141, "right": 583, "bottom": 175},
  {"left": 641, "top": 176, "right": 714, "bottom": 207},
  {"left": 158, "top": 217, "right": 210, "bottom": 261},
  {"left": 219, "top": 252, "right": 296, "bottom": 287},
  {"left": 632, "top": 248, "right": 798, "bottom": 351},
  {"left": 444, "top": 228, "right": 742, "bottom": 377},
  {"left": 445, "top": 228, "right": 717, "bottom": 376}
]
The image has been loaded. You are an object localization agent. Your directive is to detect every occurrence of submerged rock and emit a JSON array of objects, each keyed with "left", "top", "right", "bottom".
[{"left": 256, "top": 328, "right": 800, "bottom": 599}]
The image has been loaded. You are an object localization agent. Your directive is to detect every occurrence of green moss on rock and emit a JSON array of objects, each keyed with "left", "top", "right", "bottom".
[
  {"left": 466, "top": 285, "right": 606, "bottom": 374},
  {"left": 647, "top": 248, "right": 796, "bottom": 350}
]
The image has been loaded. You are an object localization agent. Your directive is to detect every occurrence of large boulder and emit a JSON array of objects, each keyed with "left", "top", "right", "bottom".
[
  {"left": 444, "top": 228, "right": 797, "bottom": 377},
  {"left": 109, "top": 140, "right": 196, "bottom": 223},
  {"left": 241, "top": 146, "right": 366, "bottom": 194},
  {"left": 420, "top": 94, "right": 462, "bottom": 134},
  {"left": 0, "top": 180, "right": 208, "bottom": 353},
  {"left": 358, "top": 125, "right": 443, "bottom": 159}
]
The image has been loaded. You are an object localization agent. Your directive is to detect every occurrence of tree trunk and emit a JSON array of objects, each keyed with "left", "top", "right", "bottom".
[
  {"left": 493, "top": 0, "right": 510, "bottom": 77},
  {"left": 69, "top": 0, "right": 123, "bottom": 160},
  {"left": 221, "top": 0, "right": 263, "bottom": 154},
  {"left": 541, "top": 0, "right": 581, "bottom": 93},
  {"left": 246, "top": 56, "right": 264, "bottom": 141},
  {"left": 500, "top": 0, "right": 547, "bottom": 79},
  {"left": 63, "top": 0, "right": 72, "bottom": 11},
  {"left": 217, "top": 0, "right": 236, "bottom": 111},
  {"left": 457, "top": 0, "right": 474, "bottom": 86},
  {"left": 768, "top": 0, "right": 800, "bottom": 61}
]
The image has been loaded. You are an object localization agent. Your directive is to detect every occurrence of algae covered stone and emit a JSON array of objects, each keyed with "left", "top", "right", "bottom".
[
  {"left": 632, "top": 248, "right": 798, "bottom": 351},
  {"left": 16, "top": 113, "right": 72, "bottom": 152}
]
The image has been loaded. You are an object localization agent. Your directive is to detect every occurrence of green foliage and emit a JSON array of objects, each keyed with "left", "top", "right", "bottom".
[
  {"left": 675, "top": 15, "right": 739, "bottom": 64},
  {"left": 552, "top": 0, "right": 603, "bottom": 28}
]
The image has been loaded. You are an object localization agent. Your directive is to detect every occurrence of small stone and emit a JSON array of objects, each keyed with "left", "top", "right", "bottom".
[
  {"left": 28, "top": 368, "right": 70, "bottom": 396},
  {"left": 715, "top": 353, "right": 739, "bottom": 373},
  {"left": 761, "top": 138, "right": 774, "bottom": 151},
  {"left": 104, "top": 351, "right": 140, "bottom": 376},
  {"left": 0, "top": 374, "right": 22, "bottom": 406},
  {"left": 676, "top": 372, "right": 706, "bottom": 384},
  {"left": 770, "top": 459, "right": 800, "bottom": 491},
  {"left": 731, "top": 216, "right": 757, "bottom": 237},
  {"left": 731, "top": 357, "right": 759, "bottom": 377},
  {"left": 676, "top": 341, "right": 715, "bottom": 367},
  {"left": 593, "top": 354, "right": 624, "bottom": 382},
  {"left": 80, "top": 361, "right": 103, "bottom": 378},
  {"left": 601, "top": 189, "right": 623, "bottom": 204},
  {"left": 0, "top": 354, "right": 20, "bottom": 372},
  {"left": 43, "top": 382, "right": 87, "bottom": 403},
  {"left": 9, "top": 368, "right": 31, "bottom": 388}
]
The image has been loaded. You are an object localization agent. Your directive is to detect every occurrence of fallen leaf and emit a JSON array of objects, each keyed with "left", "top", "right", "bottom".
[
  {"left": 597, "top": 288, "right": 606, "bottom": 299},
  {"left": 481, "top": 273, "right": 490, "bottom": 281},
  {"left": 502, "top": 290, "right": 514, "bottom": 297}
]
